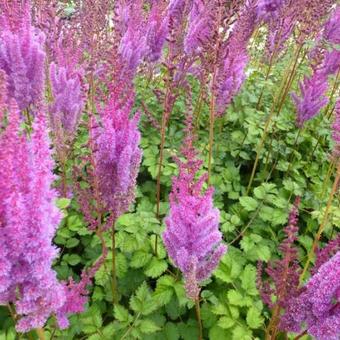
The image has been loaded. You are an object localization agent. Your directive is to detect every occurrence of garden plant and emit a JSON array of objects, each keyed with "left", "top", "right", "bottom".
[{"left": 0, "top": 0, "right": 339, "bottom": 339}]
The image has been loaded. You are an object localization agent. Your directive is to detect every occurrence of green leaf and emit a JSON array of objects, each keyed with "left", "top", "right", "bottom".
[
  {"left": 240, "top": 265, "right": 258, "bottom": 296},
  {"left": 56, "top": 198, "right": 71, "bottom": 209},
  {"left": 246, "top": 307, "right": 264, "bottom": 329},
  {"left": 130, "top": 282, "right": 158, "bottom": 315},
  {"left": 139, "top": 319, "right": 160, "bottom": 334},
  {"left": 65, "top": 237, "right": 80, "bottom": 248},
  {"left": 130, "top": 251, "right": 152, "bottom": 268},
  {"left": 239, "top": 197, "right": 258, "bottom": 211},
  {"left": 66, "top": 254, "right": 81, "bottom": 266},
  {"left": 218, "top": 316, "right": 235, "bottom": 329},
  {"left": 144, "top": 257, "right": 168, "bottom": 278},
  {"left": 227, "top": 290, "right": 244, "bottom": 306},
  {"left": 164, "top": 322, "right": 180, "bottom": 340},
  {"left": 154, "top": 275, "right": 175, "bottom": 306},
  {"left": 114, "top": 305, "right": 130, "bottom": 322}
]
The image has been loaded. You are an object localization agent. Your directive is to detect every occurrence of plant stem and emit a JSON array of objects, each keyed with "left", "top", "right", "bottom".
[
  {"left": 246, "top": 44, "right": 303, "bottom": 194},
  {"left": 36, "top": 328, "right": 46, "bottom": 340},
  {"left": 300, "top": 164, "right": 340, "bottom": 284},
  {"left": 293, "top": 330, "right": 307, "bottom": 340},
  {"left": 111, "top": 220, "right": 118, "bottom": 303},
  {"left": 195, "top": 298, "right": 203, "bottom": 340}
]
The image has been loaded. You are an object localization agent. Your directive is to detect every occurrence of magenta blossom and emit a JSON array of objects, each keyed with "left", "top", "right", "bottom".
[{"left": 162, "top": 116, "right": 226, "bottom": 300}]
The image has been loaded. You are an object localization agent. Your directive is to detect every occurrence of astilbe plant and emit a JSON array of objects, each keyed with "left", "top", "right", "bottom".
[
  {"left": 257, "top": 197, "right": 301, "bottom": 339},
  {"left": 162, "top": 115, "right": 226, "bottom": 300},
  {"left": 0, "top": 12, "right": 46, "bottom": 112},
  {"left": 0, "top": 105, "right": 67, "bottom": 332},
  {"left": 280, "top": 252, "right": 340, "bottom": 340},
  {"left": 292, "top": 7, "right": 340, "bottom": 127}
]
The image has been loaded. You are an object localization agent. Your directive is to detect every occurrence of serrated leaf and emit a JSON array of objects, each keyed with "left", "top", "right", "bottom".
[
  {"left": 164, "top": 322, "right": 180, "bottom": 340},
  {"left": 144, "top": 257, "right": 168, "bottom": 278},
  {"left": 139, "top": 319, "right": 160, "bottom": 334},
  {"left": 130, "top": 282, "right": 158, "bottom": 315},
  {"left": 240, "top": 197, "right": 258, "bottom": 211},
  {"left": 130, "top": 251, "right": 152, "bottom": 268},
  {"left": 227, "top": 290, "right": 244, "bottom": 306},
  {"left": 246, "top": 307, "right": 264, "bottom": 329},
  {"left": 114, "top": 305, "right": 130, "bottom": 322},
  {"left": 240, "top": 265, "right": 258, "bottom": 295},
  {"left": 154, "top": 276, "right": 175, "bottom": 306},
  {"left": 218, "top": 316, "right": 235, "bottom": 329}
]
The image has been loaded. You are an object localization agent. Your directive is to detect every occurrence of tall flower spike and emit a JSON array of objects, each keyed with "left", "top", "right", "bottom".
[
  {"left": 0, "top": 20, "right": 45, "bottom": 111},
  {"left": 292, "top": 51, "right": 340, "bottom": 127},
  {"left": 257, "top": 197, "right": 301, "bottom": 310},
  {"left": 215, "top": 0, "right": 258, "bottom": 116},
  {"left": 92, "top": 99, "right": 142, "bottom": 222},
  {"left": 162, "top": 114, "right": 227, "bottom": 300},
  {"left": 145, "top": 1, "right": 169, "bottom": 62},
  {"left": 49, "top": 62, "right": 84, "bottom": 137},
  {"left": 280, "top": 252, "right": 340, "bottom": 340},
  {"left": 184, "top": 0, "right": 215, "bottom": 56},
  {"left": 0, "top": 107, "right": 66, "bottom": 332}
]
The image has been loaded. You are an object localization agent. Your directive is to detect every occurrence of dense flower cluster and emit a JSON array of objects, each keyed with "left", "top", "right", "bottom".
[
  {"left": 292, "top": 7, "right": 340, "bottom": 127},
  {"left": 0, "top": 107, "right": 65, "bottom": 332},
  {"left": 0, "top": 21, "right": 45, "bottom": 111},
  {"left": 49, "top": 62, "right": 84, "bottom": 136},
  {"left": 256, "top": 0, "right": 284, "bottom": 23},
  {"left": 163, "top": 116, "right": 226, "bottom": 300},
  {"left": 280, "top": 252, "right": 340, "bottom": 339}
]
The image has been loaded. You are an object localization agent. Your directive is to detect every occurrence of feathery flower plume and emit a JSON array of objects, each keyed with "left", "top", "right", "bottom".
[
  {"left": 0, "top": 107, "right": 65, "bottom": 332},
  {"left": 93, "top": 104, "right": 142, "bottom": 221},
  {"left": 280, "top": 252, "right": 340, "bottom": 340},
  {"left": 0, "top": 18, "right": 46, "bottom": 112},
  {"left": 162, "top": 114, "right": 226, "bottom": 300},
  {"left": 145, "top": 1, "right": 169, "bottom": 62},
  {"left": 256, "top": 0, "right": 284, "bottom": 23},
  {"left": 184, "top": 0, "right": 215, "bottom": 56},
  {"left": 49, "top": 62, "right": 84, "bottom": 137},
  {"left": 215, "top": 0, "right": 258, "bottom": 116},
  {"left": 323, "top": 6, "right": 340, "bottom": 44}
]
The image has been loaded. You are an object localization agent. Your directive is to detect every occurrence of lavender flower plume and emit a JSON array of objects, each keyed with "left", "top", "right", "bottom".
[
  {"left": 256, "top": 0, "right": 284, "bottom": 23},
  {"left": 49, "top": 62, "right": 84, "bottom": 136},
  {"left": 292, "top": 50, "right": 340, "bottom": 127},
  {"left": 291, "top": 72, "right": 329, "bottom": 127},
  {"left": 145, "top": 1, "right": 169, "bottom": 62},
  {"left": 0, "top": 22, "right": 45, "bottom": 111},
  {"left": 215, "top": 0, "right": 258, "bottom": 116},
  {"left": 92, "top": 100, "right": 142, "bottom": 221},
  {"left": 0, "top": 107, "right": 66, "bottom": 332},
  {"left": 162, "top": 115, "right": 226, "bottom": 300},
  {"left": 323, "top": 6, "right": 340, "bottom": 44},
  {"left": 280, "top": 252, "right": 340, "bottom": 340},
  {"left": 184, "top": 0, "right": 215, "bottom": 56}
]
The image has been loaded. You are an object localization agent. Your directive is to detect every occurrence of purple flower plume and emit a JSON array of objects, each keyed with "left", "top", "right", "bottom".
[
  {"left": 91, "top": 99, "right": 142, "bottom": 221},
  {"left": 323, "top": 6, "right": 340, "bottom": 44},
  {"left": 184, "top": 0, "right": 215, "bottom": 56},
  {"left": 256, "top": 0, "right": 284, "bottom": 23},
  {"left": 292, "top": 50, "right": 340, "bottom": 127},
  {"left": 280, "top": 252, "right": 340, "bottom": 340},
  {"left": 49, "top": 62, "right": 84, "bottom": 137},
  {"left": 0, "top": 23, "right": 45, "bottom": 111},
  {"left": 162, "top": 115, "right": 226, "bottom": 300},
  {"left": 145, "top": 1, "right": 169, "bottom": 62},
  {"left": 0, "top": 106, "right": 66, "bottom": 332},
  {"left": 215, "top": 0, "right": 257, "bottom": 116}
]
